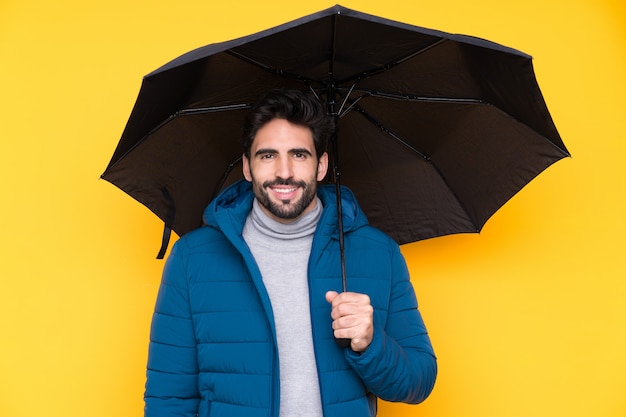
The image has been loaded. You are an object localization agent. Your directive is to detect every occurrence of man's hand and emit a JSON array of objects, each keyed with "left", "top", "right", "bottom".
[{"left": 325, "top": 291, "right": 374, "bottom": 353}]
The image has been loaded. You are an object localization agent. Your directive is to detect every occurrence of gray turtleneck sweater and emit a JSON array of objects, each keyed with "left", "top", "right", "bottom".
[{"left": 242, "top": 198, "right": 323, "bottom": 417}]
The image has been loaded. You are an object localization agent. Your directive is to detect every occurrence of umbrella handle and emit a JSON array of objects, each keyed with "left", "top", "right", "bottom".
[{"left": 335, "top": 337, "right": 351, "bottom": 349}]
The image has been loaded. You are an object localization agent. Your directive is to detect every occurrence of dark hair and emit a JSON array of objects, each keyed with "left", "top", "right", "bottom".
[{"left": 242, "top": 89, "right": 333, "bottom": 159}]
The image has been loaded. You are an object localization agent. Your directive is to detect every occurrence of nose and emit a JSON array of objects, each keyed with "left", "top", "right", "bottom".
[{"left": 275, "top": 156, "right": 294, "bottom": 179}]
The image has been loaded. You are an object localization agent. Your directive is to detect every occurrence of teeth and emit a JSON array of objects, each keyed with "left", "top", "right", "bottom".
[{"left": 273, "top": 188, "right": 296, "bottom": 194}]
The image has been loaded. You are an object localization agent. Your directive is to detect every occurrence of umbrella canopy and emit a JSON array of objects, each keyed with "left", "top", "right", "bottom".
[{"left": 102, "top": 4, "right": 569, "bottom": 256}]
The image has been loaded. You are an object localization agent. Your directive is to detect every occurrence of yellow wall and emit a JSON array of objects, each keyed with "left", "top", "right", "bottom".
[{"left": 1, "top": 1, "right": 624, "bottom": 416}]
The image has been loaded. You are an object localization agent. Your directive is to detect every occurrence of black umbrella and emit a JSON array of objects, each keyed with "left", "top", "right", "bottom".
[{"left": 102, "top": 4, "right": 569, "bottom": 270}]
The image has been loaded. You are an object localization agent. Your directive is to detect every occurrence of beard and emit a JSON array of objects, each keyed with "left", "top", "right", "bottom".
[{"left": 252, "top": 176, "right": 318, "bottom": 221}]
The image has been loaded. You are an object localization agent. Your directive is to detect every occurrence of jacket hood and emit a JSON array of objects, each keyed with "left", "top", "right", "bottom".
[{"left": 202, "top": 179, "right": 370, "bottom": 239}]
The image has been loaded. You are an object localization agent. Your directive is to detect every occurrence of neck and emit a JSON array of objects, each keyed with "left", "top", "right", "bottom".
[{"left": 249, "top": 198, "right": 322, "bottom": 241}]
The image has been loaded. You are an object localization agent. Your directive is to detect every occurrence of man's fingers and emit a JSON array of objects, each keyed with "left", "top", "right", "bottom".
[
  {"left": 326, "top": 291, "right": 374, "bottom": 352},
  {"left": 325, "top": 290, "right": 339, "bottom": 303},
  {"left": 326, "top": 291, "right": 370, "bottom": 307}
]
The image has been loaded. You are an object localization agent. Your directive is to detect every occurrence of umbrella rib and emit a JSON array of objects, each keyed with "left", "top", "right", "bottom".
[
  {"left": 226, "top": 50, "right": 323, "bottom": 88},
  {"left": 352, "top": 105, "right": 482, "bottom": 232},
  {"left": 336, "top": 38, "right": 448, "bottom": 86},
  {"left": 106, "top": 104, "right": 251, "bottom": 171},
  {"left": 177, "top": 104, "right": 252, "bottom": 115},
  {"left": 369, "top": 91, "right": 483, "bottom": 104},
  {"left": 212, "top": 155, "right": 242, "bottom": 201},
  {"left": 339, "top": 90, "right": 484, "bottom": 113},
  {"left": 345, "top": 90, "right": 569, "bottom": 157},
  {"left": 350, "top": 105, "right": 429, "bottom": 160},
  {"left": 342, "top": 92, "right": 569, "bottom": 158}
]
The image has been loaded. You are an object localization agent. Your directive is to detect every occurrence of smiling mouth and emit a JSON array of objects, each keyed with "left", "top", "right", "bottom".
[
  {"left": 269, "top": 186, "right": 299, "bottom": 201},
  {"left": 264, "top": 179, "right": 306, "bottom": 200},
  {"left": 272, "top": 187, "right": 298, "bottom": 195}
]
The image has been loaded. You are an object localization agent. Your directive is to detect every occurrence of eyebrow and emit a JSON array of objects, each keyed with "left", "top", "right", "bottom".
[{"left": 254, "top": 147, "right": 314, "bottom": 157}]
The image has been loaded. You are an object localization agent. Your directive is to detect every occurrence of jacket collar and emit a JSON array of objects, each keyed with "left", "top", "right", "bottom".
[{"left": 203, "top": 179, "right": 369, "bottom": 239}]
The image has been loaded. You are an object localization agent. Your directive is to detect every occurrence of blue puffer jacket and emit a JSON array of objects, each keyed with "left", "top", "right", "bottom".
[{"left": 145, "top": 180, "right": 437, "bottom": 417}]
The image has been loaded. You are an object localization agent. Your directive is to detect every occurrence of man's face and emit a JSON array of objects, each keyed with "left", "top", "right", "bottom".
[{"left": 243, "top": 118, "right": 329, "bottom": 224}]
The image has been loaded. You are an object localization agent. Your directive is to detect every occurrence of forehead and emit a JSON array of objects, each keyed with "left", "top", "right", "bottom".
[{"left": 252, "top": 118, "right": 315, "bottom": 152}]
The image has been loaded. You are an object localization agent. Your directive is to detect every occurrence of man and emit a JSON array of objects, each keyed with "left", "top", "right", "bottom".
[{"left": 144, "top": 89, "right": 437, "bottom": 417}]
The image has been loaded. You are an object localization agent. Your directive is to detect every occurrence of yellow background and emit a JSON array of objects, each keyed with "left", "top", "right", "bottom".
[{"left": 1, "top": 0, "right": 625, "bottom": 416}]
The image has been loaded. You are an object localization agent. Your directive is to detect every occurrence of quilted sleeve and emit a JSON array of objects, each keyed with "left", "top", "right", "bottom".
[
  {"left": 345, "top": 243, "right": 437, "bottom": 404},
  {"left": 144, "top": 241, "right": 200, "bottom": 416}
]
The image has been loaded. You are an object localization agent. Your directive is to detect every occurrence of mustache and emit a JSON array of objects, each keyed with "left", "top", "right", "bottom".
[{"left": 262, "top": 178, "right": 307, "bottom": 188}]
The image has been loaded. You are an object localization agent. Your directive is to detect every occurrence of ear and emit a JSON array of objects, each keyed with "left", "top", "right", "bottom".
[
  {"left": 316, "top": 152, "right": 329, "bottom": 181},
  {"left": 242, "top": 154, "right": 252, "bottom": 182}
]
